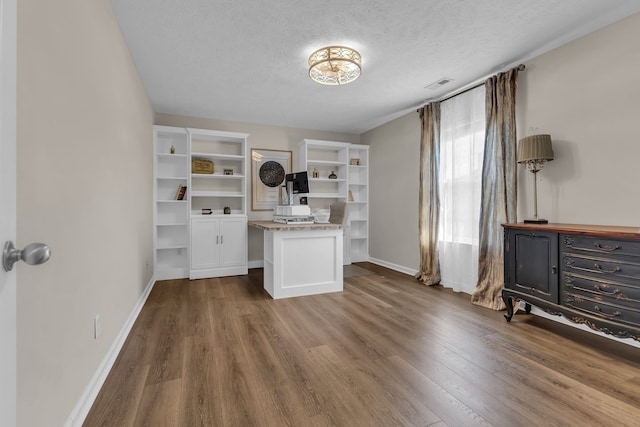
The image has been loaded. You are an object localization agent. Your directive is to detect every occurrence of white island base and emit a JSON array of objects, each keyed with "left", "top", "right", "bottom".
[{"left": 249, "top": 221, "right": 343, "bottom": 299}]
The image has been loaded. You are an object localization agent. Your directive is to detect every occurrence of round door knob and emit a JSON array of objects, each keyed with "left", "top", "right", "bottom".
[{"left": 3, "top": 241, "right": 51, "bottom": 272}]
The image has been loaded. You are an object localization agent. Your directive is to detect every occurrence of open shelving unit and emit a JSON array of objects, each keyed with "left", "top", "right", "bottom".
[
  {"left": 347, "top": 144, "right": 369, "bottom": 262},
  {"left": 189, "top": 129, "right": 248, "bottom": 216},
  {"left": 298, "top": 139, "right": 349, "bottom": 205},
  {"left": 153, "top": 126, "right": 190, "bottom": 280},
  {"left": 298, "top": 139, "right": 369, "bottom": 264}
]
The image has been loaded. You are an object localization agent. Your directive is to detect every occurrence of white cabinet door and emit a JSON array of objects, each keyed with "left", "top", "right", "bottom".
[
  {"left": 191, "top": 218, "right": 220, "bottom": 270},
  {"left": 1, "top": 1, "right": 17, "bottom": 422},
  {"left": 220, "top": 217, "right": 247, "bottom": 267}
]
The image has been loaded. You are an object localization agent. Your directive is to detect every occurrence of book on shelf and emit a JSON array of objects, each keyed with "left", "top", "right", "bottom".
[{"left": 175, "top": 185, "right": 187, "bottom": 200}]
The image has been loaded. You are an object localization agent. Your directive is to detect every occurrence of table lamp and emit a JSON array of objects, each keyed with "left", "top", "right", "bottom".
[{"left": 517, "top": 134, "right": 554, "bottom": 224}]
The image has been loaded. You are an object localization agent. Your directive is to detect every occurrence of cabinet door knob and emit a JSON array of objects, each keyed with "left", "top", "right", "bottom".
[{"left": 552, "top": 265, "right": 557, "bottom": 274}]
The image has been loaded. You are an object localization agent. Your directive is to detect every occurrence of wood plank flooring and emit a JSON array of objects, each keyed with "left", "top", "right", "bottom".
[{"left": 83, "top": 263, "right": 640, "bottom": 426}]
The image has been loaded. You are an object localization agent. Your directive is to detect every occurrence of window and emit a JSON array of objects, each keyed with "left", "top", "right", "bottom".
[{"left": 438, "top": 86, "right": 485, "bottom": 294}]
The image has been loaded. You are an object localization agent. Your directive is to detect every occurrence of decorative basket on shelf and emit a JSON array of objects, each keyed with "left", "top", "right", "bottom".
[{"left": 192, "top": 158, "right": 214, "bottom": 174}]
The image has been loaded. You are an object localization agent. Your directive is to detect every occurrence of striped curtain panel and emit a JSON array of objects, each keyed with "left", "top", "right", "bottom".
[
  {"left": 471, "top": 67, "right": 520, "bottom": 309},
  {"left": 416, "top": 102, "right": 441, "bottom": 286}
]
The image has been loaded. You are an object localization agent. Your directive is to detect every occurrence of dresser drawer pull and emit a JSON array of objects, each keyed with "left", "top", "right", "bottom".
[
  {"left": 594, "top": 242, "right": 620, "bottom": 252},
  {"left": 564, "top": 237, "right": 626, "bottom": 254},
  {"left": 594, "top": 305, "right": 622, "bottom": 319},
  {"left": 593, "top": 263, "right": 622, "bottom": 273},
  {"left": 593, "top": 284, "right": 626, "bottom": 299}
]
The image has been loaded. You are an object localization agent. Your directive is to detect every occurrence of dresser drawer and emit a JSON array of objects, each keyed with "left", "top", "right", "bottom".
[
  {"left": 562, "top": 253, "right": 640, "bottom": 285},
  {"left": 563, "top": 292, "right": 640, "bottom": 328},
  {"left": 562, "top": 273, "right": 640, "bottom": 309},
  {"left": 562, "top": 234, "right": 640, "bottom": 259}
]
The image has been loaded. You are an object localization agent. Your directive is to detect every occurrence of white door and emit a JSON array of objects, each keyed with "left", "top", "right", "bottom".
[
  {"left": 220, "top": 217, "right": 247, "bottom": 267},
  {"left": 191, "top": 218, "right": 220, "bottom": 270},
  {"left": 0, "top": 0, "right": 17, "bottom": 424}
]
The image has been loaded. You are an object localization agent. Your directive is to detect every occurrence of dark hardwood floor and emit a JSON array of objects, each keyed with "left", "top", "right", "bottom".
[{"left": 83, "top": 263, "right": 640, "bottom": 426}]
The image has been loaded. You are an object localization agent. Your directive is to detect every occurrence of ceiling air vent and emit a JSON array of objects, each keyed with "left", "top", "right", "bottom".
[{"left": 424, "top": 77, "right": 454, "bottom": 90}]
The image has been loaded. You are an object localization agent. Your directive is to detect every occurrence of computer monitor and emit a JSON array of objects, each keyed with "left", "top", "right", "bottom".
[{"left": 285, "top": 171, "right": 309, "bottom": 194}]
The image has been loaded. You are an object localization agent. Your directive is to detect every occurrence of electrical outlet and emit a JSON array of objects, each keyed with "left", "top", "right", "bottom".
[{"left": 94, "top": 314, "right": 101, "bottom": 339}]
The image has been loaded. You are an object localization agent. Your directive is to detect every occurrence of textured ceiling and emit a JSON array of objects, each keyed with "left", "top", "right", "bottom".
[{"left": 109, "top": 0, "right": 640, "bottom": 134}]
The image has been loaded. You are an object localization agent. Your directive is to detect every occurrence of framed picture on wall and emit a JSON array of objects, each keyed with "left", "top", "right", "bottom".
[{"left": 251, "top": 148, "right": 292, "bottom": 211}]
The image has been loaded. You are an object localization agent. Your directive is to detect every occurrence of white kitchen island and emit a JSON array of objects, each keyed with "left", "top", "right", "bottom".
[{"left": 249, "top": 221, "right": 343, "bottom": 299}]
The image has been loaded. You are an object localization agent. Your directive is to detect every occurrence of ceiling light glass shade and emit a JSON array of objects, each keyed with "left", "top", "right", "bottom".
[{"left": 308, "top": 46, "right": 362, "bottom": 85}]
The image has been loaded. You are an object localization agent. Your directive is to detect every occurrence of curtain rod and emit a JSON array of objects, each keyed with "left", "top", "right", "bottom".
[{"left": 417, "top": 64, "right": 525, "bottom": 112}]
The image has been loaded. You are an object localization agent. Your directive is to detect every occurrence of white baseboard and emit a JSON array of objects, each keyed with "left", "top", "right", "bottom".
[
  {"left": 248, "top": 259, "right": 264, "bottom": 269},
  {"left": 368, "top": 257, "right": 418, "bottom": 277},
  {"left": 64, "top": 275, "right": 157, "bottom": 427}
]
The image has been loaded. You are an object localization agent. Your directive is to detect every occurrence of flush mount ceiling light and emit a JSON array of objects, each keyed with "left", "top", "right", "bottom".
[{"left": 308, "top": 46, "right": 362, "bottom": 85}]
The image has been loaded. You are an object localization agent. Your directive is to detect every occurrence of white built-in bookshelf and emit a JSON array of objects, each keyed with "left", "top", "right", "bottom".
[
  {"left": 153, "top": 126, "right": 189, "bottom": 280},
  {"left": 298, "top": 139, "right": 369, "bottom": 264},
  {"left": 153, "top": 125, "right": 249, "bottom": 280}
]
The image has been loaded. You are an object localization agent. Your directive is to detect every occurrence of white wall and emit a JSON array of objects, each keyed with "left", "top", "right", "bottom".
[
  {"left": 17, "top": 1, "right": 154, "bottom": 425},
  {"left": 363, "top": 12, "right": 640, "bottom": 274},
  {"left": 154, "top": 113, "right": 360, "bottom": 264},
  {"left": 361, "top": 113, "right": 420, "bottom": 272},
  {"left": 517, "top": 12, "right": 640, "bottom": 225}
]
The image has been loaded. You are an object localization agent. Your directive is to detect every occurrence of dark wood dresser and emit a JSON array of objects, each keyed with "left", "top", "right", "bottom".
[{"left": 502, "top": 223, "right": 640, "bottom": 342}]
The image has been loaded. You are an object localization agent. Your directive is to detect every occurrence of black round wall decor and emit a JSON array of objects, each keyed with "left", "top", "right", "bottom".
[{"left": 259, "top": 161, "right": 285, "bottom": 187}]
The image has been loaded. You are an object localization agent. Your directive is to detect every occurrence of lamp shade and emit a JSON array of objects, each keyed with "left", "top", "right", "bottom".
[{"left": 517, "top": 134, "right": 554, "bottom": 163}]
